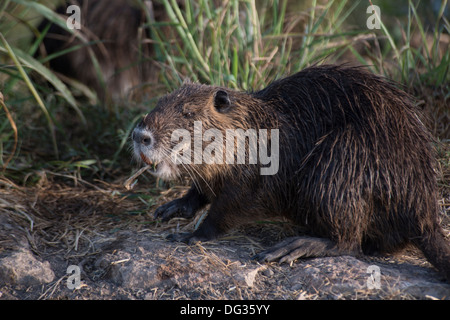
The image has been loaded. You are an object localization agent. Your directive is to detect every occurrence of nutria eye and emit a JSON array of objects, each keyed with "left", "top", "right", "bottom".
[
  {"left": 214, "top": 90, "right": 231, "bottom": 112},
  {"left": 184, "top": 111, "right": 194, "bottom": 118}
]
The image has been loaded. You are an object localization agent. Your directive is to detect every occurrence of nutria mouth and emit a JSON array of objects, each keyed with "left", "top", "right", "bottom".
[{"left": 140, "top": 152, "right": 159, "bottom": 172}]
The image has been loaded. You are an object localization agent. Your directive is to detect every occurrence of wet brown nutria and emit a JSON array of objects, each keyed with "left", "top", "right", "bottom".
[
  {"left": 132, "top": 64, "right": 450, "bottom": 280},
  {"left": 36, "top": 0, "right": 162, "bottom": 101}
]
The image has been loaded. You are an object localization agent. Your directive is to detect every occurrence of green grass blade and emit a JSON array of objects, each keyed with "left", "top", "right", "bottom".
[
  {"left": 0, "top": 32, "right": 58, "bottom": 158},
  {"left": 0, "top": 44, "right": 87, "bottom": 126},
  {"left": 10, "top": 0, "right": 71, "bottom": 33}
]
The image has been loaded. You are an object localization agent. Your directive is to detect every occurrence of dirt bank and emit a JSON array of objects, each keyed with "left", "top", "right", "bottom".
[{"left": 0, "top": 179, "right": 449, "bottom": 300}]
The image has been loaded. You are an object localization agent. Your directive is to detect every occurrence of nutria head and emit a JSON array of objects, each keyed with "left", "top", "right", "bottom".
[{"left": 132, "top": 83, "right": 259, "bottom": 181}]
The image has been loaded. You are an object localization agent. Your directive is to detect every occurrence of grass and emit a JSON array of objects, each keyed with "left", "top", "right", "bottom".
[{"left": 149, "top": 0, "right": 366, "bottom": 91}]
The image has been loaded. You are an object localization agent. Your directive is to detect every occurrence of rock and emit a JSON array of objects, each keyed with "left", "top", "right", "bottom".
[
  {"left": 234, "top": 265, "right": 266, "bottom": 287},
  {"left": 0, "top": 250, "right": 55, "bottom": 286},
  {"left": 2, "top": 228, "right": 449, "bottom": 299},
  {"left": 97, "top": 249, "right": 166, "bottom": 289},
  {"left": 286, "top": 256, "right": 450, "bottom": 299}
]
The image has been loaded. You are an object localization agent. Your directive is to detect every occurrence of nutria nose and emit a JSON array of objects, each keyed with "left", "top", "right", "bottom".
[{"left": 132, "top": 128, "right": 152, "bottom": 146}]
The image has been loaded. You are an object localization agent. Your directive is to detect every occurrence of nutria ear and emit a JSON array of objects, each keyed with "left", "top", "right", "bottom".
[{"left": 213, "top": 90, "right": 231, "bottom": 112}]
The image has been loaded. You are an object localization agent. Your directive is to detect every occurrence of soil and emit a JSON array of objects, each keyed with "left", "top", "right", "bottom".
[{"left": 0, "top": 176, "right": 449, "bottom": 300}]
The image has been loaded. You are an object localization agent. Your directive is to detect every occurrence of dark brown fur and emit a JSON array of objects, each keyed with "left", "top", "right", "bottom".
[
  {"left": 133, "top": 65, "right": 450, "bottom": 280},
  {"left": 36, "top": 0, "right": 164, "bottom": 101}
]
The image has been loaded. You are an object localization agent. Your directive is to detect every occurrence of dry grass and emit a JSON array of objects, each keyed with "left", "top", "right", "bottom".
[{"left": 1, "top": 175, "right": 147, "bottom": 256}]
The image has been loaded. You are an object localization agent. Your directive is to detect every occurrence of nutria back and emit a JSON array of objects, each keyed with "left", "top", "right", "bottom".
[{"left": 132, "top": 64, "right": 450, "bottom": 280}]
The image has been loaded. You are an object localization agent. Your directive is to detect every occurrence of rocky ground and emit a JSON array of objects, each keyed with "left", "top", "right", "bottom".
[{"left": 0, "top": 179, "right": 449, "bottom": 300}]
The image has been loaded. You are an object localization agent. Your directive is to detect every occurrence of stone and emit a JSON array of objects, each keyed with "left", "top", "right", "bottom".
[{"left": 0, "top": 250, "right": 55, "bottom": 286}]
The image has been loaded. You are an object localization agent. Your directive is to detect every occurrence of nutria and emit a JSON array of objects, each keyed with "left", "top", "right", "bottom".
[
  {"left": 35, "top": 0, "right": 161, "bottom": 101},
  {"left": 132, "top": 64, "right": 450, "bottom": 280}
]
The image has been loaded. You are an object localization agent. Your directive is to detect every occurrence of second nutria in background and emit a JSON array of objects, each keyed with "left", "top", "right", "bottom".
[{"left": 36, "top": 0, "right": 169, "bottom": 101}]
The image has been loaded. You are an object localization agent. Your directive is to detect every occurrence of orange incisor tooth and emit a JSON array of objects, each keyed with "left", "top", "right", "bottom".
[{"left": 140, "top": 152, "right": 149, "bottom": 164}]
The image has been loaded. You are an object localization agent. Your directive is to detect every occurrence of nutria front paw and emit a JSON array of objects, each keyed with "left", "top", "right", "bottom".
[
  {"left": 166, "top": 232, "right": 206, "bottom": 245},
  {"left": 154, "top": 198, "right": 196, "bottom": 221}
]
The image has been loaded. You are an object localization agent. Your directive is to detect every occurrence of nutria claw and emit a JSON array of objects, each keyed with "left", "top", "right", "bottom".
[
  {"left": 154, "top": 198, "right": 196, "bottom": 221},
  {"left": 253, "top": 236, "right": 344, "bottom": 264}
]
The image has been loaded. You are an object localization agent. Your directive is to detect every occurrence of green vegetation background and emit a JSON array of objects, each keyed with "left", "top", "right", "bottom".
[{"left": 0, "top": 0, "right": 448, "bottom": 189}]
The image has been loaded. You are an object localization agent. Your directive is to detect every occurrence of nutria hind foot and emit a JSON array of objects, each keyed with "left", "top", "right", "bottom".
[{"left": 253, "top": 236, "right": 356, "bottom": 264}]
